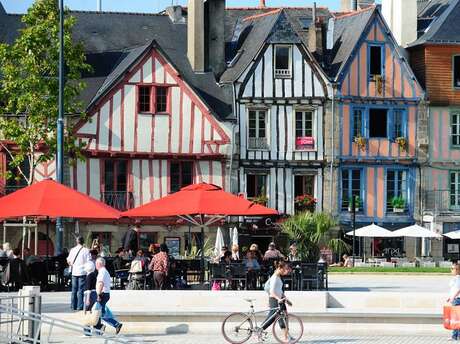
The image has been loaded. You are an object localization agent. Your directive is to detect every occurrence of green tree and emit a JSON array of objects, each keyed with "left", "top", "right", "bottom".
[
  {"left": 281, "top": 212, "right": 350, "bottom": 262},
  {"left": 0, "top": 0, "right": 90, "bottom": 185}
]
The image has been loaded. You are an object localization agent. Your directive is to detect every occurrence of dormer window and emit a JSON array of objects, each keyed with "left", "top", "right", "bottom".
[
  {"left": 453, "top": 55, "right": 460, "bottom": 89},
  {"left": 274, "top": 45, "right": 292, "bottom": 79},
  {"left": 369, "top": 45, "right": 383, "bottom": 80}
]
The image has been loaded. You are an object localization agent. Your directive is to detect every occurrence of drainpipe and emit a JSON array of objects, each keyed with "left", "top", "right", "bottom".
[
  {"left": 228, "top": 82, "right": 238, "bottom": 193},
  {"left": 329, "top": 83, "right": 337, "bottom": 213}
]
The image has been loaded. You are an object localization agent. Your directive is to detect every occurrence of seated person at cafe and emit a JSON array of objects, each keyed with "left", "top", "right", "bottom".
[
  {"left": 263, "top": 242, "right": 284, "bottom": 261},
  {"left": 2, "top": 248, "right": 29, "bottom": 290},
  {"left": 23, "top": 247, "right": 42, "bottom": 266},
  {"left": 249, "top": 244, "right": 263, "bottom": 262},
  {"left": 220, "top": 251, "right": 232, "bottom": 265},
  {"left": 330, "top": 254, "right": 354, "bottom": 267},
  {"left": 244, "top": 250, "right": 260, "bottom": 290},
  {"left": 287, "top": 243, "right": 300, "bottom": 261}
]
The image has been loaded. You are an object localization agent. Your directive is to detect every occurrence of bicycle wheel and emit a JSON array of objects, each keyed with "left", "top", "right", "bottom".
[
  {"left": 272, "top": 313, "right": 304, "bottom": 344},
  {"left": 221, "top": 312, "right": 253, "bottom": 344}
]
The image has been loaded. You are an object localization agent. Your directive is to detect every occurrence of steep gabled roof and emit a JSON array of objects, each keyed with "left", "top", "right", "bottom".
[
  {"left": 327, "top": 6, "right": 376, "bottom": 80},
  {"left": 411, "top": 0, "right": 460, "bottom": 46},
  {"left": 0, "top": 10, "right": 233, "bottom": 120}
]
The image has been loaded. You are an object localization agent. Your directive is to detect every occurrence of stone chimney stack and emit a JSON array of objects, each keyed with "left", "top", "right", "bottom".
[
  {"left": 187, "top": 0, "right": 205, "bottom": 72},
  {"left": 259, "top": 0, "right": 266, "bottom": 8},
  {"left": 97, "top": 0, "right": 102, "bottom": 12},
  {"left": 341, "top": 0, "right": 375, "bottom": 11},
  {"left": 382, "top": 0, "right": 417, "bottom": 47},
  {"left": 308, "top": 3, "right": 324, "bottom": 57},
  {"left": 204, "top": 0, "right": 226, "bottom": 76}
]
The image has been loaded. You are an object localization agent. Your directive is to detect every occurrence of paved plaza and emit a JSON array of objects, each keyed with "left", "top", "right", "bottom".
[{"left": 43, "top": 333, "right": 450, "bottom": 344}]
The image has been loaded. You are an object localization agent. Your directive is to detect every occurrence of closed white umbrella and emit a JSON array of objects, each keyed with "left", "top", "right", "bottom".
[
  {"left": 444, "top": 230, "right": 460, "bottom": 240},
  {"left": 392, "top": 224, "right": 441, "bottom": 238},
  {"left": 214, "top": 227, "right": 225, "bottom": 259},
  {"left": 232, "top": 227, "right": 239, "bottom": 247}
]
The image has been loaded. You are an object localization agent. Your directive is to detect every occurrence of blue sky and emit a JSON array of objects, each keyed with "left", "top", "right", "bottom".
[{"left": 2, "top": 0, "right": 348, "bottom": 14}]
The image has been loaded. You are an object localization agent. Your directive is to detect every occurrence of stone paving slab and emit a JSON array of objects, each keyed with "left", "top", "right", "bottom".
[{"left": 44, "top": 334, "right": 451, "bottom": 344}]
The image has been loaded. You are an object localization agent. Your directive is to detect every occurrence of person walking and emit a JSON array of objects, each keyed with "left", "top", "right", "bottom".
[
  {"left": 149, "top": 244, "right": 169, "bottom": 290},
  {"left": 121, "top": 223, "right": 140, "bottom": 255},
  {"left": 95, "top": 257, "right": 122, "bottom": 334},
  {"left": 447, "top": 262, "right": 460, "bottom": 341},
  {"left": 67, "top": 237, "right": 90, "bottom": 311},
  {"left": 83, "top": 261, "right": 98, "bottom": 336},
  {"left": 261, "top": 260, "right": 293, "bottom": 343}
]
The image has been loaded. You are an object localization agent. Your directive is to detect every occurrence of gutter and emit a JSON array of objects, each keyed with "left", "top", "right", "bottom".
[{"left": 329, "top": 82, "right": 337, "bottom": 213}]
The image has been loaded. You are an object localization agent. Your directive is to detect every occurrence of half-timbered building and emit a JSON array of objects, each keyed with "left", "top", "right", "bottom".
[
  {"left": 327, "top": 4, "right": 424, "bottom": 256},
  {"left": 221, "top": 8, "right": 331, "bottom": 220}
]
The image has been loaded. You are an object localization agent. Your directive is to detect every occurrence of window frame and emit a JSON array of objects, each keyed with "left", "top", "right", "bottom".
[
  {"left": 137, "top": 85, "right": 170, "bottom": 114},
  {"left": 274, "top": 45, "right": 292, "bottom": 79},
  {"left": 385, "top": 169, "right": 409, "bottom": 213},
  {"left": 352, "top": 107, "right": 365, "bottom": 139},
  {"left": 453, "top": 55, "right": 460, "bottom": 90},
  {"left": 368, "top": 108, "right": 388, "bottom": 139},
  {"left": 246, "top": 172, "right": 269, "bottom": 200},
  {"left": 294, "top": 107, "right": 316, "bottom": 151},
  {"left": 451, "top": 110, "right": 460, "bottom": 148},
  {"left": 103, "top": 159, "right": 128, "bottom": 193},
  {"left": 450, "top": 171, "right": 460, "bottom": 209},
  {"left": 392, "top": 108, "right": 407, "bottom": 139},
  {"left": 247, "top": 108, "right": 270, "bottom": 151},
  {"left": 341, "top": 168, "right": 363, "bottom": 211},
  {"left": 368, "top": 43, "right": 384, "bottom": 80},
  {"left": 169, "top": 161, "right": 194, "bottom": 193}
]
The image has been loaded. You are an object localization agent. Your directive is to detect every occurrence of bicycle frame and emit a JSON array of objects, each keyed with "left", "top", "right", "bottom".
[{"left": 244, "top": 301, "right": 286, "bottom": 331}]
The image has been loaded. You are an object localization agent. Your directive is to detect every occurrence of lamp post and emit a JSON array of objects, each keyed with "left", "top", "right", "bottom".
[
  {"left": 55, "top": 0, "right": 65, "bottom": 255},
  {"left": 351, "top": 195, "right": 356, "bottom": 266}
]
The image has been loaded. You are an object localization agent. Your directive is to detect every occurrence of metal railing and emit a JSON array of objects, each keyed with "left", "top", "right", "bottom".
[
  {"left": 102, "top": 191, "right": 134, "bottom": 211},
  {"left": 275, "top": 69, "right": 292, "bottom": 78},
  {"left": 422, "top": 189, "right": 460, "bottom": 215},
  {"left": 248, "top": 137, "right": 269, "bottom": 150},
  {"left": 0, "top": 295, "right": 136, "bottom": 344}
]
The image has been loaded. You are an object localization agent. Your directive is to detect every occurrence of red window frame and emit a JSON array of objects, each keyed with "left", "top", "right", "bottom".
[{"left": 137, "top": 85, "right": 170, "bottom": 114}]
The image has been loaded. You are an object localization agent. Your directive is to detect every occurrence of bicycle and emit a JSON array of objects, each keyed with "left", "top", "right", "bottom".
[{"left": 221, "top": 298, "right": 303, "bottom": 344}]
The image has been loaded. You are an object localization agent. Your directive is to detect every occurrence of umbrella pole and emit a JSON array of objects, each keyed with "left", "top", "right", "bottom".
[
  {"left": 201, "top": 225, "right": 205, "bottom": 284},
  {"left": 46, "top": 217, "right": 50, "bottom": 259},
  {"left": 34, "top": 224, "right": 38, "bottom": 255},
  {"left": 2, "top": 221, "right": 5, "bottom": 244}
]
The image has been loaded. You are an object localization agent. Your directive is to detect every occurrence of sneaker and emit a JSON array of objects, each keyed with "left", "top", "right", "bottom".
[{"left": 115, "top": 323, "right": 123, "bottom": 335}]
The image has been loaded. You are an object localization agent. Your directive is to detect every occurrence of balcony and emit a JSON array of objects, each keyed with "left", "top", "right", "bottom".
[
  {"left": 102, "top": 191, "right": 134, "bottom": 211},
  {"left": 248, "top": 137, "right": 269, "bottom": 150},
  {"left": 423, "top": 190, "right": 460, "bottom": 215}
]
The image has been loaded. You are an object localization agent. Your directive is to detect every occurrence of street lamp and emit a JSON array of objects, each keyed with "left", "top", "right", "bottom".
[
  {"left": 55, "top": 0, "right": 65, "bottom": 254},
  {"left": 351, "top": 195, "right": 356, "bottom": 265}
]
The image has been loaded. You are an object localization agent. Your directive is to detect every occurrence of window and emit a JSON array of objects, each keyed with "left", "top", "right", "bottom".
[
  {"left": 369, "top": 108, "right": 387, "bottom": 138},
  {"left": 139, "top": 86, "right": 151, "bottom": 112},
  {"left": 294, "top": 175, "right": 315, "bottom": 197},
  {"left": 138, "top": 86, "right": 169, "bottom": 113},
  {"left": 5, "top": 155, "right": 29, "bottom": 193},
  {"left": 295, "top": 110, "right": 314, "bottom": 149},
  {"left": 103, "top": 160, "right": 129, "bottom": 210},
  {"left": 246, "top": 174, "right": 268, "bottom": 203},
  {"left": 451, "top": 172, "right": 460, "bottom": 208},
  {"left": 274, "top": 45, "right": 292, "bottom": 78},
  {"left": 156, "top": 87, "right": 168, "bottom": 113},
  {"left": 454, "top": 56, "right": 460, "bottom": 88},
  {"left": 352, "top": 108, "right": 364, "bottom": 138},
  {"left": 170, "top": 161, "right": 193, "bottom": 193},
  {"left": 341, "top": 169, "right": 362, "bottom": 211},
  {"left": 369, "top": 45, "right": 383, "bottom": 79},
  {"left": 248, "top": 109, "right": 268, "bottom": 149},
  {"left": 452, "top": 112, "right": 460, "bottom": 147},
  {"left": 386, "top": 170, "right": 408, "bottom": 211},
  {"left": 393, "top": 109, "right": 405, "bottom": 138}
]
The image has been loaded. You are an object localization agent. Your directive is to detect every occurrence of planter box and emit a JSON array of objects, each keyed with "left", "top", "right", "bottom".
[
  {"left": 348, "top": 207, "right": 360, "bottom": 213},
  {"left": 393, "top": 208, "right": 405, "bottom": 213}
]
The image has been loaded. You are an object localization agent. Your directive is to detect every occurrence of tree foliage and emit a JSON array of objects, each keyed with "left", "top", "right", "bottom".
[
  {"left": 0, "top": 0, "right": 90, "bottom": 184},
  {"left": 281, "top": 212, "right": 350, "bottom": 262}
]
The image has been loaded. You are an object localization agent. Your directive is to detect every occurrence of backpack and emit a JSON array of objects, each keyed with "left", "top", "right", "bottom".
[{"left": 264, "top": 278, "right": 271, "bottom": 294}]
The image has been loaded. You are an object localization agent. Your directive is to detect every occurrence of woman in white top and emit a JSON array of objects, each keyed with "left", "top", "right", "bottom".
[
  {"left": 448, "top": 262, "right": 460, "bottom": 341},
  {"left": 262, "top": 260, "right": 293, "bottom": 341}
]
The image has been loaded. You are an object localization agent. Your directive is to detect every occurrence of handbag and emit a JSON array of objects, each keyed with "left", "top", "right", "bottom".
[
  {"left": 443, "top": 304, "right": 460, "bottom": 330},
  {"left": 65, "top": 246, "right": 83, "bottom": 278},
  {"left": 81, "top": 302, "right": 102, "bottom": 327}
]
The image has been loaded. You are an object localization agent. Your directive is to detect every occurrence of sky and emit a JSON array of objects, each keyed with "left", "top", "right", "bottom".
[{"left": 2, "top": 0, "right": 348, "bottom": 14}]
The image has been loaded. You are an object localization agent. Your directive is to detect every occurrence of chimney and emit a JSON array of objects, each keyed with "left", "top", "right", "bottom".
[
  {"left": 97, "top": 0, "right": 102, "bottom": 12},
  {"left": 259, "top": 0, "right": 266, "bottom": 8},
  {"left": 187, "top": 0, "right": 205, "bottom": 72},
  {"left": 308, "top": 3, "right": 324, "bottom": 57},
  {"left": 204, "top": 0, "right": 226, "bottom": 76},
  {"left": 341, "top": 0, "right": 374, "bottom": 11},
  {"left": 351, "top": 0, "right": 358, "bottom": 10},
  {"left": 382, "top": 0, "right": 417, "bottom": 47},
  {"left": 166, "top": 6, "right": 185, "bottom": 24}
]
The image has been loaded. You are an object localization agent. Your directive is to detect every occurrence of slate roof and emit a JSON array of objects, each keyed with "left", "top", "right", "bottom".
[
  {"left": 0, "top": 9, "right": 233, "bottom": 120},
  {"left": 411, "top": 0, "right": 460, "bottom": 46},
  {"left": 327, "top": 6, "right": 376, "bottom": 79}
]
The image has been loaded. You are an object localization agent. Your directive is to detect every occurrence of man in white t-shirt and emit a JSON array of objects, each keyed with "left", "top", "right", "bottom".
[
  {"left": 67, "top": 237, "right": 90, "bottom": 311},
  {"left": 95, "top": 257, "right": 122, "bottom": 334}
]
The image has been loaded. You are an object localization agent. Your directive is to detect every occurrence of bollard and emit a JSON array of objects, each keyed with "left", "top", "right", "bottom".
[{"left": 18, "top": 286, "right": 41, "bottom": 341}]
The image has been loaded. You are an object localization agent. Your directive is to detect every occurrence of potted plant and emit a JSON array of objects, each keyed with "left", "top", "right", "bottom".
[
  {"left": 295, "top": 194, "right": 317, "bottom": 213},
  {"left": 395, "top": 137, "right": 407, "bottom": 151},
  {"left": 253, "top": 194, "right": 268, "bottom": 206},
  {"left": 348, "top": 196, "right": 361, "bottom": 212},
  {"left": 391, "top": 196, "right": 406, "bottom": 213},
  {"left": 354, "top": 136, "right": 367, "bottom": 151}
]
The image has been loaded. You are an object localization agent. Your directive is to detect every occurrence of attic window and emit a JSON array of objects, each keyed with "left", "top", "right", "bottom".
[
  {"left": 369, "top": 45, "right": 383, "bottom": 80},
  {"left": 454, "top": 56, "right": 460, "bottom": 89},
  {"left": 274, "top": 45, "right": 292, "bottom": 79},
  {"left": 138, "top": 86, "right": 170, "bottom": 114},
  {"left": 298, "top": 17, "right": 312, "bottom": 30}
]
